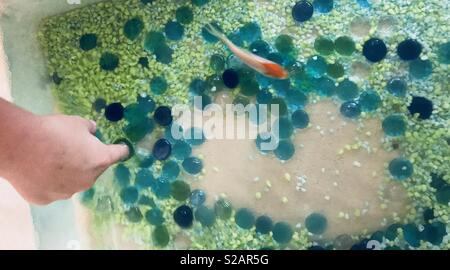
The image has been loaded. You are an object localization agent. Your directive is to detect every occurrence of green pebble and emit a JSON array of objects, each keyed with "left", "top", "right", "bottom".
[
  {"left": 327, "top": 62, "right": 345, "bottom": 78},
  {"left": 171, "top": 180, "right": 191, "bottom": 201},
  {"left": 334, "top": 36, "right": 355, "bottom": 56},
  {"left": 153, "top": 225, "right": 170, "bottom": 247},
  {"left": 214, "top": 198, "right": 233, "bottom": 219},
  {"left": 314, "top": 36, "right": 334, "bottom": 55},
  {"left": 275, "top": 34, "right": 295, "bottom": 54}
]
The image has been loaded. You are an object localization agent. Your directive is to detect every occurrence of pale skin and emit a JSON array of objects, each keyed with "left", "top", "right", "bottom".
[{"left": 0, "top": 98, "right": 129, "bottom": 205}]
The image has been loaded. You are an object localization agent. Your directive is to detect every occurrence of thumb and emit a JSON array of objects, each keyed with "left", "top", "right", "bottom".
[{"left": 104, "top": 144, "right": 130, "bottom": 166}]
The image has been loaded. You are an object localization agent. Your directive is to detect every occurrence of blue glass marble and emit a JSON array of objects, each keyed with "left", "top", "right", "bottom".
[
  {"left": 120, "top": 186, "right": 139, "bottom": 205},
  {"left": 315, "top": 76, "right": 336, "bottom": 97},
  {"left": 105, "top": 102, "right": 124, "bottom": 122},
  {"left": 362, "top": 38, "right": 387, "bottom": 62},
  {"left": 397, "top": 39, "right": 422, "bottom": 61},
  {"left": 235, "top": 208, "right": 256, "bottom": 229},
  {"left": 194, "top": 206, "right": 216, "bottom": 227},
  {"left": 152, "top": 138, "right": 172, "bottom": 161},
  {"left": 173, "top": 205, "right": 193, "bottom": 228},
  {"left": 272, "top": 222, "right": 294, "bottom": 244},
  {"left": 190, "top": 189, "right": 206, "bottom": 207},
  {"left": 336, "top": 79, "right": 359, "bottom": 101},
  {"left": 291, "top": 109, "right": 309, "bottom": 129},
  {"left": 222, "top": 69, "right": 240, "bottom": 89},
  {"left": 152, "top": 178, "right": 171, "bottom": 199},
  {"left": 182, "top": 157, "right": 203, "bottom": 175},
  {"left": 135, "top": 168, "right": 155, "bottom": 189},
  {"left": 164, "top": 21, "right": 184, "bottom": 41},
  {"left": 273, "top": 117, "right": 294, "bottom": 139},
  {"left": 255, "top": 215, "right": 273, "bottom": 234},
  {"left": 403, "top": 224, "right": 421, "bottom": 248},
  {"left": 256, "top": 73, "right": 273, "bottom": 89},
  {"left": 239, "top": 22, "right": 262, "bottom": 44},
  {"left": 305, "top": 56, "right": 327, "bottom": 78},
  {"left": 408, "top": 96, "right": 433, "bottom": 120},
  {"left": 437, "top": 42, "right": 450, "bottom": 64},
  {"left": 267, "top": 52, "right": 285, "bottom": 66},
  {"left": 382, "top": 114, "right": 407, "bottom": 136},
  {"left": 256, "top": 89, "right": 273, "bottom": 104},
  {"left": 340, "top": 101, "right": 361, "bottom": 118},
  {"left": 305, "top": 212, "right": 328, "bottom": 234},
  {"left": 79, "top": 33, "right": 97, "bottom": 51},
  {"left": 154, "top": 106, "right": 173, "bottom": 126},
  {"left": 189, "top": 78, "right": 207, "bottom": 95},
  {"left": 409, "top": 59, "right": 433, "bottom": 79},
  {"left": 389, "top": 157, "right": 414, "bottom": 180},
  {"left": 292, "top": 1, "right": 314, "bottom": 22},
  {"left": 250, "top": 40, "right": 272, "bottom": 57},
  {"left": 150, "top": 76, "right": 168, "bottom": 95},
  {"left": 145, "top": 208, "right": 165, "bottom": 226},
  {"left": 185, "top": 127, "right": 205, "bottom": 146},
  {"left": 123, "top": 18, "right": 144, "bottom": 41},
  {"left": 161, "top": 160, "right": 180, "bottom": 181},
  {"left": 114, "top": 164, "right": 130, "bottom": 187},
  {"left": 386, "top": 78, "right": 407, "bottom": 97},
  {"left": 359, "top": 90, "right": 381, "bottom": 112},
  {"left": 201, "top": 22, "right": 222, "bottom": 43},
  {"left": 274, "top": 140, "right": 295, "bottom": 161},
  {"left": 172, "top": 140, "right": 192, "bottom": 160},
  {"left": 313, "top": 0, "right": 333, "bottom": 13}
]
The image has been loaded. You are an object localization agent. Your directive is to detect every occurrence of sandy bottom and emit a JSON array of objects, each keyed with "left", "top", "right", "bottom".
[{"left": 188, "top": 96, "right": 408, "bottom": 239}]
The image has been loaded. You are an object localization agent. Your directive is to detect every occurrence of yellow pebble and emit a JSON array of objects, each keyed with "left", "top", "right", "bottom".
[
  {"left": 281, "top": 197, "right": 288, "bottom": 204},
  {"left": 255, "top": 192, "right": 262, "bottom": 200},
  {"left": 284, "top": 173, "right": 291, "bottom": 182}
]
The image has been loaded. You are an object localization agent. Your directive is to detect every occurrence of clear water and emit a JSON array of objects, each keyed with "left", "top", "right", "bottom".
[{"left": 1, "top": 0, "right": 449, "bottom": 250}]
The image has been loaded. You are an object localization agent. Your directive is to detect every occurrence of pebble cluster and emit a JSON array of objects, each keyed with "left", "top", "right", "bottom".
[{"left": 40, "top": 0, "right": 449, "bottom": 250}]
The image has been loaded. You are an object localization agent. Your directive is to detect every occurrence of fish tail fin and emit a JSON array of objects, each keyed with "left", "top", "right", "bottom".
[{"left": 205, "top": 23, "right": 227, "bottom": 42}]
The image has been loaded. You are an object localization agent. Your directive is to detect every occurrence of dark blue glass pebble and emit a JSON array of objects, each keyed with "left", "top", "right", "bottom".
[
  {"left": 274, "top": 140, "right": 295, "bottom": 161},
  {"left": 105, "top": 102, "right": 124, "bottom": 122},
  {"left": 255, "top": 215, "right": 273, "bottom": 234},
  {"left": 152, "top": 139, "right": 172, "bottom": 161},
  {"left": 397, "top": 39, "right": 422, "bottom": 61},
  {"left": 408, "top": 96, "right": 433, "bottom": 120},
  {"left": 173, "top": 205, "right": 193, "bottom": 228},
  {"left": 340, "top": 101, "right": 361, "bottom": 118},
  {"left": 292, "top": 1, "right": 314, "bottom": 22},
  {"left": 154, "top": 106, "right": 173, "bottom": 126},
  {"left": 423, "top": 208, "right": 435, "bottom": 223},
  {"left": 222, "top": 69, "right": 240, "bottom": 89},
  {"left": 362, "top": 38, "right": 387, "bottom": 62},
  {"left": 359, "top": 90, "right": 381, "bottom": 112},
  {"left": 138, "top": 57, "right": 149, "bottom": 68},
  {"left": 161, "top": 160, "right": 180, "bottom": 181}
]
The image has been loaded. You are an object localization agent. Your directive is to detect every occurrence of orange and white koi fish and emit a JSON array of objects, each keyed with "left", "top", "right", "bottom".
[{"left": 205, "top": 24, "right": 289, "bottom": 80}]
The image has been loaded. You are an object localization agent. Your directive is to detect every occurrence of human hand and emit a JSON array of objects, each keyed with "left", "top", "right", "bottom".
[{"left": 2, "top": 114, "right": 128, "bottom": 205}]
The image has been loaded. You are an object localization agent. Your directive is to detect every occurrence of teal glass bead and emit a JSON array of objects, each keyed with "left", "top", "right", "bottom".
[
  {"left": 388, "top": 157, "right": 413, "bottom": 180},
  {"left": 123, "top": 18, "right": 144, "bottom": 41},
  {"left": 340, "top": 101, "right": 361, "bottom": 118},
  {"left": 235, "top": 208, "right": 256, "bottom": 229},
  {"left": 114, "top": 164, "right": 130, "bottom": 187},
  {"left": 272, "top": 222, "right": 294, "bottom": 244},
  {"left": 274, "top": 140, "right": 295, "bottom": 161},
  {"left": 194, "top": 206, "right": 216, "bottom": 227},
  {"left": 359, "top": 90, "right": 381, "bottom": 112},
  {"left": 315, "top": 76, "right": 336, "bottom": 97},
  {"left": 336, "top": 79, "right": 359, "bottom": 101},
  {"left": 292, "top": 109, "right": 309, "bottom": 129},
  {"left": 382, "top": 114, "right": 407, "bottom": 136},
  {"left": 99, "top": 52, "right": 119, "bottom": 71},
  {"left": 172, "top": 141, "right": 192, "bottom": 160},
  {"left": 136, "top": 168, "right": 155, "bottom": 189},
  {"left": 164, "top": 21, "right": 184, "bottom": 41},
  {"left": 182, "top": 157, "right": 203, "bottom": 175},
  {"left": 145, "top": 208, "right": 165, "bottom": 226},
  {"left": 409, "top": 59, "right": 432, "bottom": 79},
  {"left": 255, "top": 215, "right": 273, "bottom": 234},
  {"left": 150, "top": 76, "right": 168, "bottom": 95},
  {"left": 273, "top": 117, "right": 294, "bottom": 139},
  {"left": 161, "top": 160, "right": 180, "bottom": 181},
  {"left": 286, "top": 89, "right": 308, "bottom": 109},
  {"left": 120, "top": 186, "right": 139, "bottom": 205},
  {"left": 386, "top": 78, "right": 407, "bottom": 97},
  {"left": 125, "top": 207, "right": 143, "bottom": 223},
  {"left": 305, "top": 55, "right": 327, "bottom": 78},
  {"left": 176, "top": 6, "right": 193, "bottom": 25},
  {"left": 305, "top": 213, "right": 328, "bottom": 234}
]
